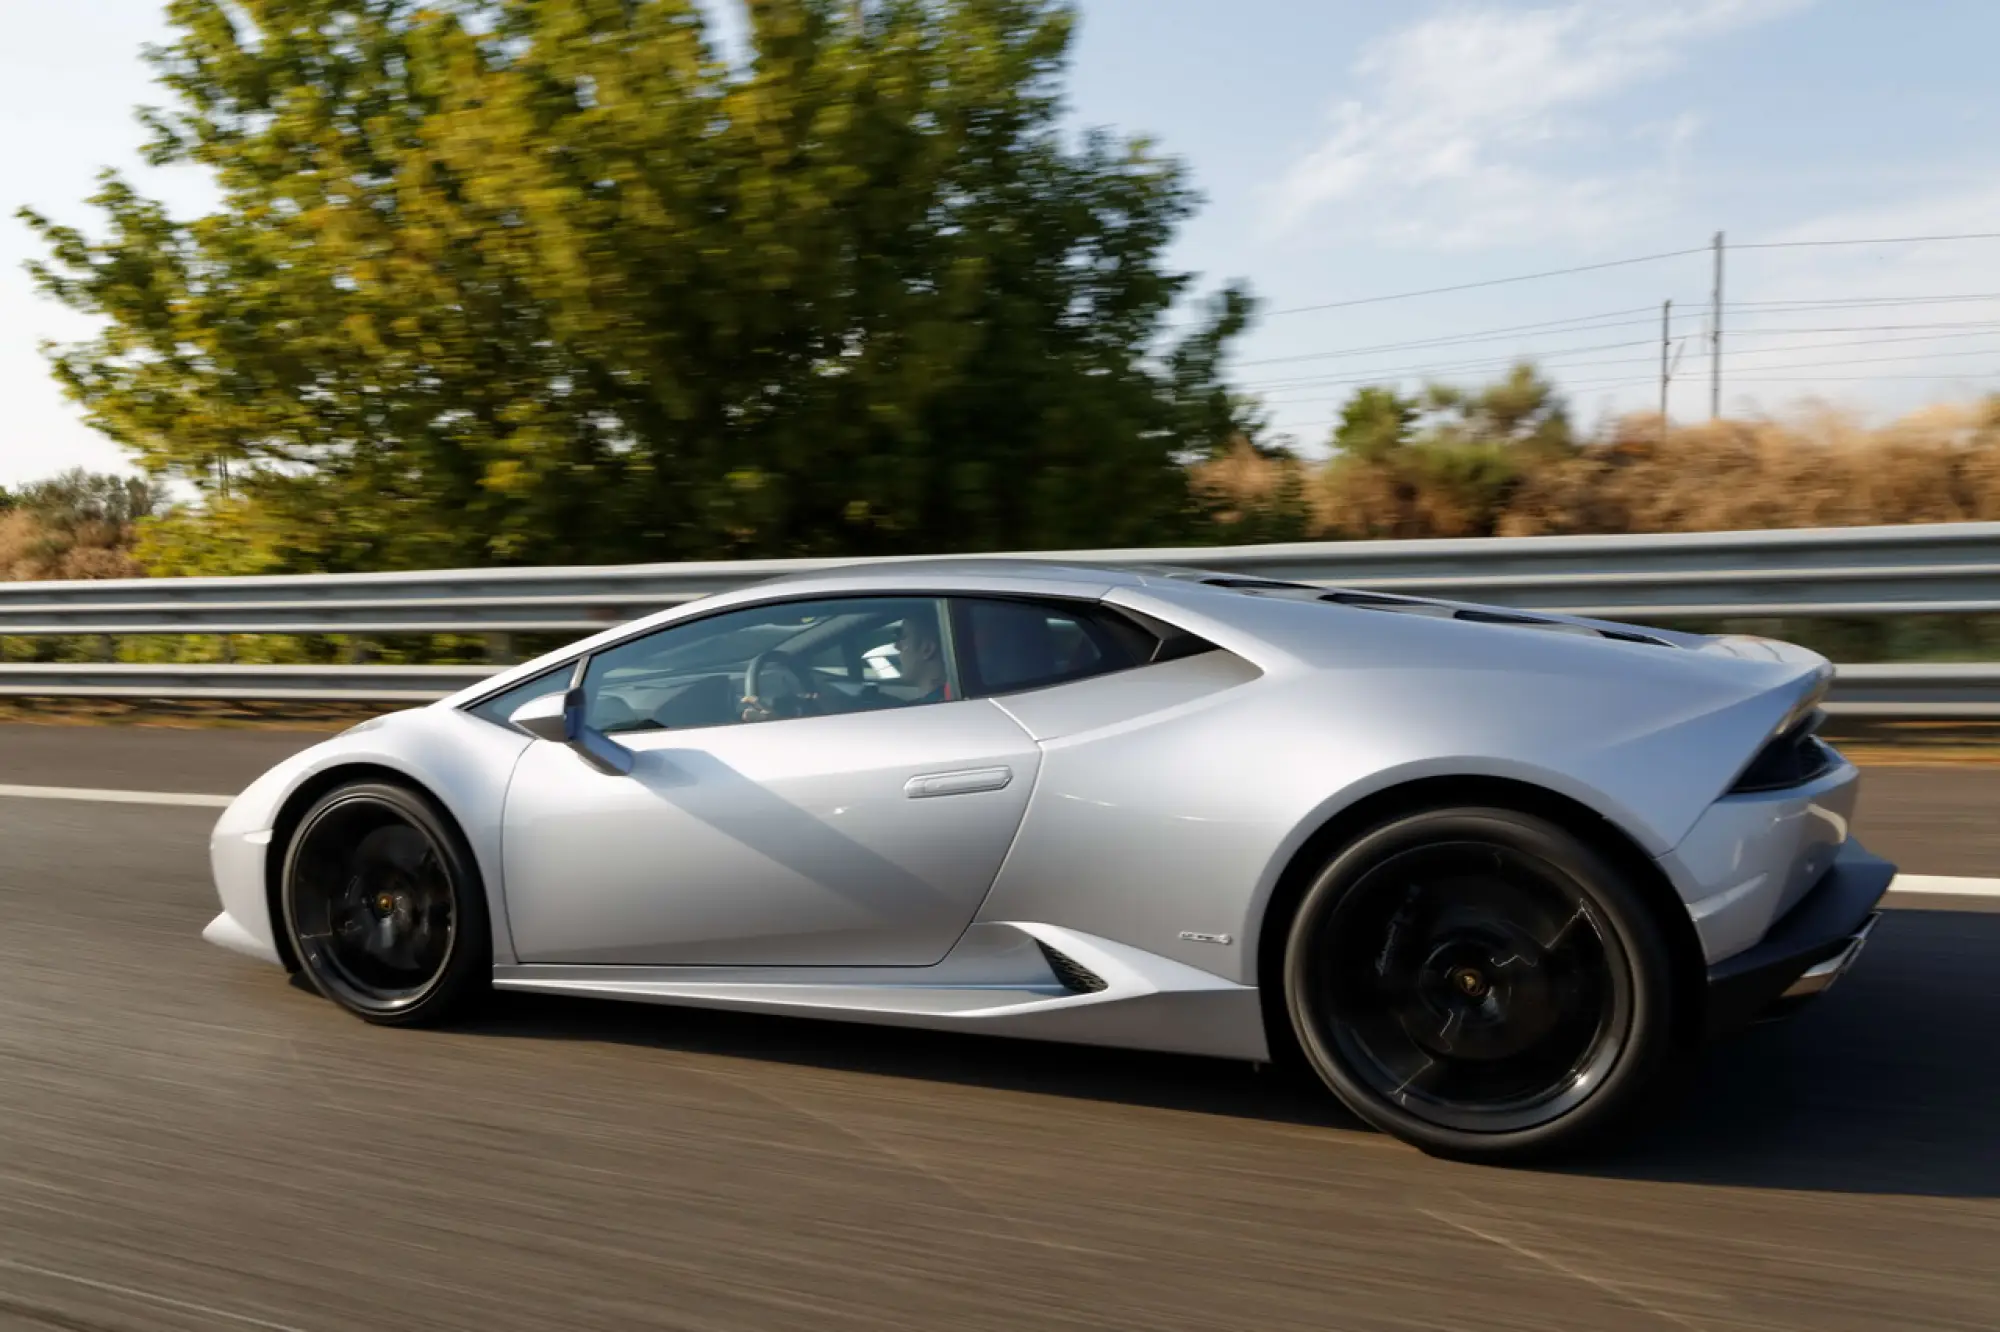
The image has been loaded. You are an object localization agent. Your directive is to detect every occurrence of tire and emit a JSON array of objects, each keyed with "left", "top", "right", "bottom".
[
  {"left": 1282, "top": 806, "right": 1678, "bottom": 1163},
  {"left": 279, "top": 780, "right": 492, "bottom": 1027}
]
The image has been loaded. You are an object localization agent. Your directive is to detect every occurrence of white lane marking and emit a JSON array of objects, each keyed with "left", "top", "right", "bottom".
[
  {"left": 0, "top": 783, "right": 233, "bottom": 808},
  {"left": 1889, "top": 874, "right": 2000, "bottom": 898},
  {"left": 0, "top": 1254, "right": 308, "bottom": 1331}
]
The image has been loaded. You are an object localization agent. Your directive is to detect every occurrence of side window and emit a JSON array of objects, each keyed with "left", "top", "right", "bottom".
[
  {"left": 574, "top": 596, "right": 964, "bottom": 735},
  {"left": 466, "top": 664, "right": 575, "bottom": 731},
  {"left": 950, "top": 598, "right": 1151, "bottom": 698}
]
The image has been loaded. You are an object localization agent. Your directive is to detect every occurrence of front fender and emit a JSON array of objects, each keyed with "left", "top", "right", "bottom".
[{"left": 206, "top": 706, "right": 534, "bottom": 967}]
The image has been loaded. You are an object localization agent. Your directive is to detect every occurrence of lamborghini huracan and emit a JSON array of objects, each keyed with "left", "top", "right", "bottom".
[{"left": 204, "top": 558, "right": 1892, "bottom": 1160}]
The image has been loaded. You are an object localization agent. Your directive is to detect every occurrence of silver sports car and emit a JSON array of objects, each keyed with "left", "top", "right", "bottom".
[{"left": 204, "top": 559, "right": 1893, "bottom": 1160}]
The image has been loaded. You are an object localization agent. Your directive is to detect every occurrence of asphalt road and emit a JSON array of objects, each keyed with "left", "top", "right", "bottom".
[{"left": 0, "top": 724, "right": 1996, "bottom": 1331}]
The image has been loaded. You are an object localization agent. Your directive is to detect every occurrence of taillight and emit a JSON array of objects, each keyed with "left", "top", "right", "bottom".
[{"left": 1728, "top": 709, "right": 1837, "bottom": 793}]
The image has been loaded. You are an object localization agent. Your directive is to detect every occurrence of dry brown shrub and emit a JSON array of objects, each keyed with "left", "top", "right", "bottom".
[
  {"left": 0, "top": 506, "right": 148, "bottom": 581},
  {"left": 1315, "top": 456, "right": 1414, "bottom": 538},
  {"left": 1189, "top": 434, "right": 1320, "bottom": 538},
  {"left": 1497, "top": 398, "right": 2000, "bottom": 537},
  {"left": 0, "top": 509, "right": 46, "bottom": 580},
  {"left": 1190, "top": 435, "right": 1287, "bottom": 516},
  {"left": 54, "top": 544, "right": 146, "bottom": 580}
]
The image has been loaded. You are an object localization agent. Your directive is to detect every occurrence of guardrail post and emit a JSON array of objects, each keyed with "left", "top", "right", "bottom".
[{"left": 484, "top": 633, "right": 518, "bottom": 665}]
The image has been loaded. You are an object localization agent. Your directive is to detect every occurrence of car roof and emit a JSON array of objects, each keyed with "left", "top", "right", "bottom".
[
  {"left": 438, "top": 555, "right": 1311, "bottom": 711},
  {"left": 751, "top": 556, "right": 1181, "bottom": 590}
]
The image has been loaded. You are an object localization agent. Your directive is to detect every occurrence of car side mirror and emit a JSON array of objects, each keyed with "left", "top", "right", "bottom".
[
  {"left": 509, "top": 687, "right": 635, "bottom": 776},
  {"left": 509, "top": 690, "right": 570, "bottom": 743}
]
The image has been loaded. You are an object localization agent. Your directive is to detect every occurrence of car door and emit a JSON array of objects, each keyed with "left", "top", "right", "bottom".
[{"left": 499, "top": 594, "right": 1044, "bottom": 967}]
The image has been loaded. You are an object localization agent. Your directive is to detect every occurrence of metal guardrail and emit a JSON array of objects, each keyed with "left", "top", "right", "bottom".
[
  {"left": 0, "top": 664, "right": 495, "bottom": 703},
  {"left": 1817, "top": 664, "right": 2000, "bottom": 719},
  {"left": 0, "top": 661, "right": 1994, "bottom": 715},
  {"left": 3, "top": 522, "right": 2000, "bottom": 714},
  {"left": 5, "top": 521, "right": 2000, "bottom": 636}
]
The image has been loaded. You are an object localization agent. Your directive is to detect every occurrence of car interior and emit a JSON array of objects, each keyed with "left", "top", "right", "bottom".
[{"left": 578, "top": 597, "right": 1140, "bottom": 735}]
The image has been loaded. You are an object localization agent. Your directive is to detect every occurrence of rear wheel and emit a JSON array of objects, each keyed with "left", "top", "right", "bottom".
[
  {"left": 280, "top": 780, "right": 491, "bottom": 1026},
  {"left": 1283, "top": 807, "right": 1677, "bottom": 1162}
]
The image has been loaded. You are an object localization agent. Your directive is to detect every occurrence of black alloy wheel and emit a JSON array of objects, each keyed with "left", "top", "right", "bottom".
[
  {"left": 1284, "top": 807, "right": 1678, "bottom": 1162},
  {"left": 281, "top": 780, "right": 492, "bottom": 1026}
]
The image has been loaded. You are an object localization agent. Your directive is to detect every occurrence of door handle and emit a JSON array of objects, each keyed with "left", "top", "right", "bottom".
[{"left": 904, "top": 766, "right": 1013, "bottom": 799}]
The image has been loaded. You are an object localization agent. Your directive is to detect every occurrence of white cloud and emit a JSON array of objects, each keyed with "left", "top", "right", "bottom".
[{"left": 1267, "top": 0, "right": 1813, "bottom": 249}]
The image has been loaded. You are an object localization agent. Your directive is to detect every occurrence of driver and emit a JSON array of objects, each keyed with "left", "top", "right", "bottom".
[
  {"left": 739, "top": 604, "right": 954, "bottom": 723},
  {"left": 890, "top": 605, "right": 952, "bottom": 705}
]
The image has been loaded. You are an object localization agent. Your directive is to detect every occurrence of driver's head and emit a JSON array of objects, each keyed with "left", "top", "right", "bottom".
[{"left": 893, "top": 605, "right": 945, "bottom": 691}]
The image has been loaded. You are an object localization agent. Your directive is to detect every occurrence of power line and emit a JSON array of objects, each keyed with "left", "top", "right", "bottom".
[
  {"left": 1258, "top": 250, "right": 1708, "bottom": 317},
  {"left": 1722, "top": 372, "right": 2000, "bottom": 382},
  {"left": 1257, "top": 343, "right": 2000, "bottom": 406},
  {"left": 1235, "top": 309, "right": 2000, "bottom": 375},
  {"left": 1734, "top": 231, "right": 2000, "bottom": 250},
  {"left": 1240, "top": 325, "right": 2000, "bottom": 392},
  {"left": 1231, "top": 307, "right": 1675, "bottom": 368},
  {"left": 1719, "top": 292, "right": 2000, "bottom": 311},
  {"left": 1703, "top": 346, "right": 2000, "bottom": 375},
  {"left": 1244, "top": 338, "right": 1656, "bottom": 392},
  {"left": 1706, "top": 319, "right": 2000, "bottom": 337},
  {"left": 1707, "top": 327, "right": 2000, "bottom": 357},
  {"left": 1251, "top": 232, "right": 2000, "bottom": 321}
]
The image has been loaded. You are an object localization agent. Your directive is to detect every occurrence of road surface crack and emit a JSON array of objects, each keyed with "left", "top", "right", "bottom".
[{"left": 1418, "top": 1206, "right": 1716, "bottom": 1332}]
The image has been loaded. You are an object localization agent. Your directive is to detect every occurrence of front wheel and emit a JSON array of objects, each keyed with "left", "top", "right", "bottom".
[
  {"left": 1283, "top": 807, "right": 1679, "bottom": 1162},
  {"left": 280, "top": 780, "right": 492, "bottom": 1026}
]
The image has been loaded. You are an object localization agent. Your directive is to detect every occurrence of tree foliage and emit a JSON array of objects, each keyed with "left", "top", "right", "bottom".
[
  {"left": 0, "top": 468, "right": 161, "bottom": 582},
  {"left": 1331, "top": 386, "right": 1417, "bottom": 464},
  {"left": 23, "top": 0, "right": 1255, "bottom": 573},
  {"left": 1312, "top": 362, "right": 1577, "bottom": 538}
]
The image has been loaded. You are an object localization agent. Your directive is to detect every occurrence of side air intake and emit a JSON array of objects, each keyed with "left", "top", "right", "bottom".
[{"left": 1036, "top": 940, "right": 1108, "bottom": 994}]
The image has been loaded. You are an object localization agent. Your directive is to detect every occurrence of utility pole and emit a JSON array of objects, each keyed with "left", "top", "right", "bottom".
[
  {"left": 1660, "top": 298, "right": 1672, "bottom": 445},
  {"left": 1710, "top": 230, "right": 1724, "bottom": 419}
]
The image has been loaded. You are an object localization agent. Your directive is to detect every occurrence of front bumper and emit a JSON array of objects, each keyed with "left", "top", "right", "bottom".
[
  {"left": 207, "top": 817, "right": 286, "bottom": 968},
  {"left": 1702, "top": 841, "right": 1895, "bottom": 1039}
]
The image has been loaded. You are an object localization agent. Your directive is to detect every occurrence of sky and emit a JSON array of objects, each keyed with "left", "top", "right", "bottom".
[{"left": 4, "top": 0, "right": 2000, "bottom": 486}]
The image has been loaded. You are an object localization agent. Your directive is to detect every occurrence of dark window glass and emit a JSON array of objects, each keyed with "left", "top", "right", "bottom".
[
  {"left": 465, "top": 664, "right": 573, "bottom": 731},
  {"left": 952, "top": 598, "right": 1149, "bottom": 697}
]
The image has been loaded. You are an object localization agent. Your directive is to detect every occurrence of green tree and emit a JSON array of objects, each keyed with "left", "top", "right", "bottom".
[
  {"left": 1331, "top": 385, "right": 1417, "bottom": 463},
  {"left": 14, "top": 468, "right": 161, "bottom": 532},
  {"left": 22, "top": 0, "right": 1255, "bottom": 573},
  {"left": 1403, "top": 363, "right": 1573, "bottom": 536},
  {"left": 1416, "top": 362, "right": 1574, "bottom": 458},
  {"left": 1318, "top": 364, "right": 1574, "bottom": 539}
]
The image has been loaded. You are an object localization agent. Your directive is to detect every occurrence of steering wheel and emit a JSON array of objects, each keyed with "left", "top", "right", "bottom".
[{"left": 741, "top": 648, "right": 820, "bottom": 721}]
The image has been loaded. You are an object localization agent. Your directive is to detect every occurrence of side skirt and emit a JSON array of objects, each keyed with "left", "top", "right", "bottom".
[{"left": 491, "top": 922, "right": 1270, "bottom": 1062}]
